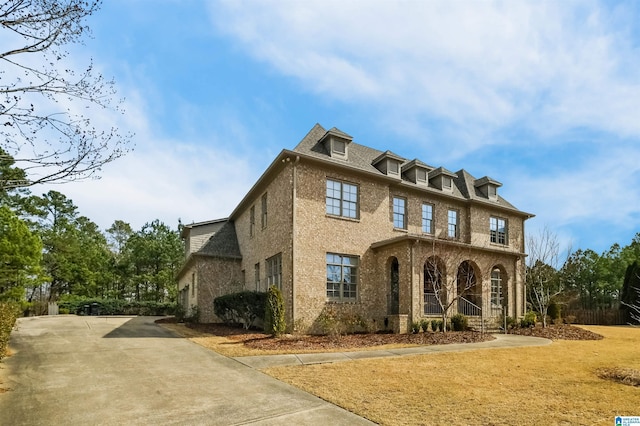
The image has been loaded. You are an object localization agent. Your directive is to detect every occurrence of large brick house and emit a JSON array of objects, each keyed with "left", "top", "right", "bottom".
[{"left": 177, "top": 124, "right": 533, "bottom": 333}]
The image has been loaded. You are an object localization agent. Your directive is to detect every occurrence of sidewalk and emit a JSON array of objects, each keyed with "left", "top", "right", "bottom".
[{"left": 233, "top": 333, "right": 551, "bottom": 369}]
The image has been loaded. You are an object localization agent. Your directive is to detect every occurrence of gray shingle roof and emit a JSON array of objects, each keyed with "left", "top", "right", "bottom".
[
  {"left": 196, "top": 220, "right": 242, "bottom": 259},
  {"left": 293, "top": 123, "right": 526, "bottom": 214}
]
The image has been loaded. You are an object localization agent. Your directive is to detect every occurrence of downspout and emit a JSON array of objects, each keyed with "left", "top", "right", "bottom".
[{"left": 291, "top": 156, "right": 300, "bottom": 328}]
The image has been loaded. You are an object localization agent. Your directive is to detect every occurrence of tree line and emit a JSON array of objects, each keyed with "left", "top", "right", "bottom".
[
  {"left": 526, "top": 228, "right": 640, "bottom": 325},
  {"left": 0, "top": 151, "right": 183, "bottom": 313}
]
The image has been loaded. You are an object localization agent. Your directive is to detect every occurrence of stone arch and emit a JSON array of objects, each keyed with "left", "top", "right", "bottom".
[
  {"left": 457, "top": 260, "right": 482, "bottom": 316},
  {"left": 490, "top": 264, "right": 509, "bottom": 316},
  {"left": 423, "top": 256, "right": 445, "bottom": 315}
]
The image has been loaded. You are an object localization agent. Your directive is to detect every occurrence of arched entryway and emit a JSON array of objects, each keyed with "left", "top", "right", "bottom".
[
  {"left": 457, "top": 260, "right": 481, "bottom": 316},
  {"left": 491, "top": 265, "right": 508, "bottom": 317},
  {"left": 388, "top": 257, "right": 399, "bottom": 315},
  {"left": 424, "top": 257, "right": 444, "bottom": 315}
]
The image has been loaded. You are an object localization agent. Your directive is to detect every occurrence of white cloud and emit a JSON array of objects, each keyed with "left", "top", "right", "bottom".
[{"left": 210, "top": 0, "right": 640, "bottom": 150}]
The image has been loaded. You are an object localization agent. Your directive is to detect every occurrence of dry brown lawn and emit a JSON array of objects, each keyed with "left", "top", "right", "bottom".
[{"left": 264, "top": 326, "right": 640, "bottom": 426}]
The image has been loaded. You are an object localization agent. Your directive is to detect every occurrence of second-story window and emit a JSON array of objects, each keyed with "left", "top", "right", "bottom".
[
  {"left": 422, "top": 203, "right": 433, "bottom": 234},
  {"left": 447, "top": 209, "right": 458, "bottom": 238},
  {"left": 249, "top": 206, "right": 255, "bottom": 237},
  {"left": 254, "top": 263, "right": 260, "bottom": 291},
  {"left": 490, "top": 217, "right": 507, "bottom": 245},
  {"left": 261, "top": 193, "right": 268, "bottom": 229},
  {"left": 393, "top": 196, "right": 406, "bottom": 229},
  {"left": 326, "top": 179, "right": 358, "bottom": 219}
]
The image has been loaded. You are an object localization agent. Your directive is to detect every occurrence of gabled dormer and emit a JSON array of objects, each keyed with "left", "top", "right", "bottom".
[
  {"left": 474, "top": 176, "right": 502, "bottom": 200},
  {"left": 428, "top": 167, "right": 457, "bottom": 192},
  {"left": 319, "top": 127, "right": 353, "bottom": 160},
  {"left": 372, "top": 151, "right": 405, "bottom": 178},
  {"left": 401, "top": 159, "right": 433, "bottom": 186}
]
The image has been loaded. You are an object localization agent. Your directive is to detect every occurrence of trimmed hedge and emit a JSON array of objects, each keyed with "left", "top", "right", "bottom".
[
  {"left": 265, "top": 286, "right": 286, "bottom": 336},
  {"left": 57, "top": 298, "right": 176, "bottom": 316},
  {"left": 0, "top": 302, "right": 21, "bottom": 360},
  {"left": 213, "top": 291, "right": 267, "bottom": 329}
]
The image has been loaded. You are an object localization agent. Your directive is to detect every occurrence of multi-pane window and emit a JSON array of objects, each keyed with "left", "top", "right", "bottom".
[
  {"left": 254, "top": 263, "right": 260, "bottom": 291},
  {"left": 392, "top": 196, "right": 406, "bottom": 229},
  {"left": 326, "top": 253, "right": 358, "bottom": 301},
  {"left": 421, "top": 203, "right": 433, "bottom": 234},
  {"left": 447, "top": 209, "right": 458, "bottom": 238},
  {"left": 490, "top": 217, "right": 507, "bottom": 245},
  {"left": 491, "top": 268, "right": 502, "bottom": 307},
  {"left": 443, "top": 176, "right": 452, "bottom": 190},
  {"left": 326, "top": 179, "right": 358, "bottom": 219},
  {"left": 261, "top": 193, "right": 268, "bottom": 229},
  {"left": 266, "top": 253, "right": 282, "bottom": 290},
  {"left": 249, "top": 206, "right": 255, "bottom": 237}
]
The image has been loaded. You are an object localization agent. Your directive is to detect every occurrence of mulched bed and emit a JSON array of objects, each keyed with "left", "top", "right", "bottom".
[
  {"left": 158, "top": 320, "right": 604, "bottom": 351},
  {"left": 508, "top": 324, "right": 603, "bottom": 341}
]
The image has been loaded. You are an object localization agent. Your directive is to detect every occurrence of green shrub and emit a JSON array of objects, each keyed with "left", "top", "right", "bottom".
[
  {"left": 521, "top": 311, "right": 537, "bottom": 328},
  {"left": 431, "top": 319, "right": 439, "bottom": 332},
  {"left": 265, "top": 286, "right": 286, "bottom": 336},
  {"left": 411, "top": 321, "right": 421, "bottom": 333},
  {"left": 0, "top": 302, "right": 21, "bottom": 360},
  {"left": 420, "top": 319, "right": 430, "bottom": 332},
  {"left": 451, "top": 313, "right": 468, "bottom": 331},
  {"left": 548, "top": 302, "right": 562, "bottom": 321},
  {"left": 438, "top": 320, "right": 445, "bottom": 332},
  {"left": 185, "top": 305, "right": 200, "bottom": 323},
  {"left": 56, "top": 298, "right": 176, "bottom": 316},
  {"left": 213, "top": 291, "right": 267, "bottom": 329}
]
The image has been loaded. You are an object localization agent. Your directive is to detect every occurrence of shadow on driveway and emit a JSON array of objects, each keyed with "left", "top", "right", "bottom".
[{"left": 102, "top": 316, "right": 178, "bottom": 338}]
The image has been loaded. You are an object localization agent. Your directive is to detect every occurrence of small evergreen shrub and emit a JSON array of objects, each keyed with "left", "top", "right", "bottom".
[
  {"left": 438, "top": 320, "right": 445, "bottom": 332},
  {"left": 431, "top": 319, "right": 439, "bottom": 332},
  {"left": 520, "top": 311, "right": 537, "bottom": 328},
  {"left": 213, "top": 291, "right": 267, "bottom": 329},
  {"left": 451, "top": 313, "right": 468, "bottom": 331},
  {"left": 420, "top": 319, "right": 430, "bottom": 332},
  {"left": 265, "top": 286, "right": 286, "bottom": 336},
  {"left": 411, "top": 321, "right": 421, "bottom": 333}
]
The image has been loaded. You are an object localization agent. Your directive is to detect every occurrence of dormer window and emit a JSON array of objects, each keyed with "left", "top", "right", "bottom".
[
  {"left": 428, "top": 167, "right": 456, "bottom": 192},
  {"left": 319, "top": 127, "right": 353, "bottom": 160},
  {"left": 373, "top": 151, "right": 405, "bottom": 177},
  {"left": 401, "top": 159, "right": 433, "bottom": 186},
  {"left": 443, "top": 176, "right": 452, "bottom": 190},
  {"left": 475, "top": 176, "right": 502, "bottom": 200}
]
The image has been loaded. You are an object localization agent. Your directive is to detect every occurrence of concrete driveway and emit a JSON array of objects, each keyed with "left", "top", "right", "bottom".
[{"left": 0, "top": 316, "right": 373, "bottom": 425}]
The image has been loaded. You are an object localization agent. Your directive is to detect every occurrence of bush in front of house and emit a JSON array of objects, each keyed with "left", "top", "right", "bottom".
[
  {"left": 0, "top": 302, "right": 21, "bottom": 360},
  {"left": 57, "top": 297, "right": 176, "bottom": 316},
  {"left": 520, "top": 311, "right": 537, "bottom": 328},
  {"left": 213, "top": 291, "right": 267, "bottom": 329},
  {"left": 451, "top": 313, "right": 468, "bottom": 331},
  {"left": 265, "top": 286, "right": 286, "bottom": 336}
]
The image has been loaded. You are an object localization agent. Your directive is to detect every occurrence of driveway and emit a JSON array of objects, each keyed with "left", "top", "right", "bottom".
[{"left": 0, "top": 316, "right": 373, "bottom": 425}]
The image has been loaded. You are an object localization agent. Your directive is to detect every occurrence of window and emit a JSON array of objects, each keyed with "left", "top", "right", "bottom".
[
  {"left": 254, "top": 263, "right": 260, "bottom": 291},
  {"left": 249, "top": 206, "right": 255, "bottom": 237},
  {"left": 326, "top": 179, "right": 358, "bottom": 219},
  {"left": 447, "top": 209, "right": 458, "bottom": 238},
  {"left": 490, "top": 217, "right": 507, "bottom": 245},
  {"left": 326, "top": 253, "right": 358, "bottom": 301},
  {"left": 443, "top": 176, "right": 452, "bottom": 190},
  {"left": 261, "top": 193, "right": 268, "bottom": 229},
  {"left": 333, "top": 140, "right": 346, "bottom": 155},
  {"left": 488, "top": 185, "right": 497, "bottom": 198},
  {"left": 388, "top": 161, "right": 399, "bottom": 174},
  {"left": 491, "top": 268, "right": 502, "bottom": 307},
  {"left": 417, "top": 169, "right": 427, "bottom": 183},
  {"left": 392, "top": 196, "right": 406, "bottom": 229},
  {"left": 421, "top": 203, "right": 433, "bottom": 234},
  {"left": 266, "top": 253, "right": 282, "bottom": 289}
]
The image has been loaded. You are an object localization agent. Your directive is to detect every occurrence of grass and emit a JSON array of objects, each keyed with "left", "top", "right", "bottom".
[{"left": 263, "top": 326, "right": 640, "bottom": 426}]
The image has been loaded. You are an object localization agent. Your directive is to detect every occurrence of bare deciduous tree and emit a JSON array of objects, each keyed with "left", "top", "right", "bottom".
[
  {"left": 1, "top": 0, "right": 131, "bottom": 189},
  {"left": 526, "top": 227, "right": 570, "bottom": 328}
]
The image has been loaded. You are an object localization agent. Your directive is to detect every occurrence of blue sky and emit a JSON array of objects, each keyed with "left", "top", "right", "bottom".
[{"left": 34, "top": 0, "right": 640, "bottom": 254}]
